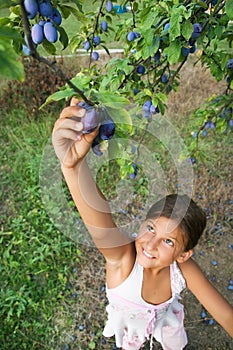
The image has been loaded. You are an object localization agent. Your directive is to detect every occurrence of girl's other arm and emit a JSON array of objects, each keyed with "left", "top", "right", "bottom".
[{"left": 180, "top": 258, "right": 233, "bottom": 337}]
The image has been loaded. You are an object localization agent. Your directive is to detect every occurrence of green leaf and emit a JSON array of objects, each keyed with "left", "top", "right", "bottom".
[
  {"left": 106, "top": 106, "right": 132, "bottom": 134},
  {"left": 70, "top": 74, "right": 91, "bottom": 90},
  {"left": 97, "top": 92, "right": 130, "bottom": 109},
  {"left": 59, "top": 5, "right": 85, "bottom": 22},
  {"left": 0, "top": 24, "right": 22, "bottom": 40},
  {"left": 170, "top": 10, "right": 182, "bottom": 41},
  {"left": 42, "top": 40, "right": 56, "bottom": 55},
  {"left": 164, "top": 40, "right": 182, "bottom": 64},
  {"left": 181, "top": 20, "right": 193, "bottom": 41},
  {"left": 140, "top": 36, "right": 160, "bottom": 60},
  {"left": 57, "top": 26, "right": 69, "bottom": 50},
  {"left": 226, "top": 0, "right": 233, "bottom": 20},
  {"left": 39, "top": 88, "right": 75, "bottom": 109},
  {"left": 89, "top": 341, "right": 96, "bottom": 349},
  {"left": 0, "top": 42, "right": 24, "bottom": 81}
]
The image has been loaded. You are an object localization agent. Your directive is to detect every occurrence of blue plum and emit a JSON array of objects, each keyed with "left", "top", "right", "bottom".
[
  {"left": 82, "top": 108, "right": 100, "bottom": 134},
  {"left": 44, "top": 22, "right": 58, "bottom": 43},
  {"left": 142, "top": 100, "right": 152, "bottom": 112},
  {"left": 226, "top": 58, "right": 233, "bottom": 69},
  {"left": 92, "top": 52, "right": 99, "bottom": 61},
  {"left": 99, "top": 117, "right": 115, "bottom": 140},
  {"left": 106, "top": 1, "right": 113, "bottom": 12},
  {"left": 31, "top": 23, "right": 44, "bottom": 44},
  {"left": 84, "top": 40, "right": 91, "bottom": 51},
  {"left": 181, "top": 46, "right": 190, "bottom": 57},
  {"left": 101, "top": 20, "right": 108, "bottom": 32},
  {"left": 38, "top": 0, "right": 53, "bottom": 17},
  {"left": 24, "top": 0, "right": 38, "bottom": 19},
  {"left": 191, "top": 23, "right": 202, "bottom": 40},
  {"left": 161, "top": 74, "right": 168, "bottom": 83},
  {"left": 49, "top": 8, "right": 62, "bottom": 25},
  {"left": 93, "top": 35, "right": 101, "bottom": 46},
  {"left": 137, "top": 65, "right": 145, "bottom": 74}
]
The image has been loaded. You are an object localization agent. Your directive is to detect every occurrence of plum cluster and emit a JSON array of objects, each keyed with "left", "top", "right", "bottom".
[
  {"left": 74, "top": 102, "right": 115, "bottom": 156},
  {"left": 23, "top": 0, "right": 62, "bottom": 51},
  {"left": 83, "top": 1, "right": 115, "bottom": 61},
  {"left": 142, "top": 99, "right": 160, "bottom": 120}
]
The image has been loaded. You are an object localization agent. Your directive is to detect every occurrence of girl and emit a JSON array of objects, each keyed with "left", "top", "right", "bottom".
[{"left": 52, "top": 98, "right": 233, "bottom": 350}]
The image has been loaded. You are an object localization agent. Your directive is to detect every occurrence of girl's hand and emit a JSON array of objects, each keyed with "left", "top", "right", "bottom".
[{"left": 52, "top": 97, "right": 99, "bottom": 169}]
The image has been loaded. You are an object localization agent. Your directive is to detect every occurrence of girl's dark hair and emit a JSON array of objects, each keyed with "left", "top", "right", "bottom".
[{"left": 146, "top": 194, "right": 206, "bottom": 251}]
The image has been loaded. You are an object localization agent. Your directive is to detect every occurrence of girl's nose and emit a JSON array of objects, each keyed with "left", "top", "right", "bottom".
[{"left": 146, "top": 235, "right": 158, "bottom": 251}]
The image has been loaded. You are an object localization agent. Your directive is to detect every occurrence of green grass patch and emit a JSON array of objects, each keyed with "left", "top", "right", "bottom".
[{"left": 0, "top": 108, "right": 82, "bottom": 349}]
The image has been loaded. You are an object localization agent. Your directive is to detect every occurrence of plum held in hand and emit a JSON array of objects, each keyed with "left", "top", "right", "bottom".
[
  {"left": 98, "top": 108, "right": 115, "bottom": 141},
  {"left": 82, "top": 108, "right": 100, "bottom": 134}
]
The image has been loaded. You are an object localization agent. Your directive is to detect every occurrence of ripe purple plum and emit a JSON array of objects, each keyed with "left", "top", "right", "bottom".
[
  {"left": 99, "top": 117, "right": 115, "bottom": 140},
  {"left": 82, "top": 108, "right": 100, "bottom": 134},
  {"left": 84, "top": 40, "right": 91, "bottom": 51},
  {"left": 164, "top": 23, "right": 170, "bottom": 31},
  {"left": 106, "top": 1, "right": 113, "bottom": 12},
  {"left": 161, "top": 74, "right": 168, "bottom": 83},
  {"left": 226, "top": 58, "right": 233, "bottom": 69},
  {"left": 101, "top": 20, "right": 108, "bottom": 32},
  {"left": 181, "top": 46, "right": 190, "bottom": 57},
  {"left": 92, "top": 135, "right": 103, "bottom": 156},
  {"left": 44, "top": 22, "right": 58, "bottom": 43},
  {"left": 191, "top": 23, "right": 202, "bottom": 40},
  {"left": 142, "top": 100, "right": 152, "bottom": 112},
  {"left": 92, "top": 52, "right": 99, "bottom": 61},
  {"left": 154, "top": 50, "right": 161, "bottom": 62},
  {"left": 93, "top": 35, "right": 101, "bottom": 46},
  {"left": 137, "top": 65, "right": 146, "bottom": 74},
  {"left": 127, "top": 31, "right": 140, "bottom": 42},
  {"left": 31, "top": 23, "right": 44, "bottom": 44},
  {"left": 24, "top": 0, "right": 38, "bottom": 19},
  {"left": 38, "top": 0, "right": 53, "bottom": 17},
  {"left": 49, "top": 8, "right": 62, "bottom": 25}
]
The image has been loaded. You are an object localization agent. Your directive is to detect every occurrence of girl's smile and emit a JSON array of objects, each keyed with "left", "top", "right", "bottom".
[{"left": 142, "top": 248, "right": 156, "bottom": 259}]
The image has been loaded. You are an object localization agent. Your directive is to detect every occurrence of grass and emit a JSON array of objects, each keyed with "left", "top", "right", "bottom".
[{"left": 0, "top": 108, "right": 83, "bottom": 349}]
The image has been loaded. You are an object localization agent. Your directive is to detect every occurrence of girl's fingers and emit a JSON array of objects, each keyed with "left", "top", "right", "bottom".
[
  {"left": 60, "top": 105, "right": 86, "bottom": 119},
  {"left": 70, "top": 97, "right": 81, "bottom": 106},
  {"left": 54, "top": 117, "right": 83, "bottom": 132},
  {"left": 83, "top": 128, "right": 99, "bottom": 144},
  {"left": 53, "top": 128, "right": 83, "bottom": 142}
]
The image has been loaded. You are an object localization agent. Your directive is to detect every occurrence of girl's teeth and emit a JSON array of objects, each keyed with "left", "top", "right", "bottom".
[{"left": 143, "top": 249, "right": 153, "bottom": 258}]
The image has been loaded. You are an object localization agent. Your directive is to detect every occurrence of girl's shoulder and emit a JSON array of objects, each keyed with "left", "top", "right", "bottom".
[{"left": 177, "top": 258, "right": 206, "bottom": 289}]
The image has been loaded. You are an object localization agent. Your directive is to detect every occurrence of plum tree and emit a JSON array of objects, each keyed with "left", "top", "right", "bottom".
[{"left": 1, "top": 0, "right": 233, "bottom": 163}]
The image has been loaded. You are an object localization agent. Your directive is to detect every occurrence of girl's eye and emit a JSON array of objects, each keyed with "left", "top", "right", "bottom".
[
  {"left": 165, "top": 239, "right": 174, "bottom": 247},
  {"left": 147, "top": 225, "right": 155, "bottom": 233}
]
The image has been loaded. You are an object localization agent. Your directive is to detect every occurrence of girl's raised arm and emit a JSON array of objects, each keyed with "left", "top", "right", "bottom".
[{"left": 52, "top": 99, "right": 133, "bottom": 263}]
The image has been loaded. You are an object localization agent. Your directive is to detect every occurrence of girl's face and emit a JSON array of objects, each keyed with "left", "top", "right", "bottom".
[{"left": 135, "top": 216, "right": 187, "bottom": 269}]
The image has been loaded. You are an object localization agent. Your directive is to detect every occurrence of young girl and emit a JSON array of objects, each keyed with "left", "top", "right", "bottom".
[{"left": 52, "top": 98, "right": 233, "bottom": 350}]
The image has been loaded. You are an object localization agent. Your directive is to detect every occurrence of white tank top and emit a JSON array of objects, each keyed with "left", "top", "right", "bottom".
[{"left": 103, "top": 261, "right": 188, "bottom": 350}]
